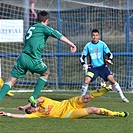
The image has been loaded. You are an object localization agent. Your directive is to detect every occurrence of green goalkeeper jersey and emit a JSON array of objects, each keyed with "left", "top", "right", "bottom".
[{"left": 22, "top": 22, "right": 63, "bottom": 59}]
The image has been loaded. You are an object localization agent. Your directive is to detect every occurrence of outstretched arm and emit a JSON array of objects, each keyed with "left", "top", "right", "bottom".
[
  {"left": 30, "top": 0, "right": 37, "bottom": 18},
  {"left": 0, "top": 111, "right": 27, "bottom": 118},
  {"left": 17, "top": 103, "right": 31, "bottom": 111},
  {"left": 60, "top": 36, "right": 77, "bottom": 53}
]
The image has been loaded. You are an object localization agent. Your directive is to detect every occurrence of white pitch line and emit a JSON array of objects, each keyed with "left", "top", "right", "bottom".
[{"left": 0, "top": 107, "right": 16, "bottom": 110}]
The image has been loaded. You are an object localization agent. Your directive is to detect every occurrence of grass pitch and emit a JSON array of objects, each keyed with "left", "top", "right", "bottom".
[{"left": 0, "top": 92, "right": 132, "bottom": 133}]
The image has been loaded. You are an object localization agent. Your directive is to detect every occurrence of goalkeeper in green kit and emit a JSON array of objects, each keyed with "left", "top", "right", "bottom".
[{"left": 0, "top": 10, "right": 77, "bottom": 107}]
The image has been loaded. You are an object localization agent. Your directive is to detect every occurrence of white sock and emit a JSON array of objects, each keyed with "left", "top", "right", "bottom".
[
  {"left": 81, "top": 83, "right": 88, "bottom": 96},
  {"left": 114, "top": 82, "right": 125, "bottom": 99}
]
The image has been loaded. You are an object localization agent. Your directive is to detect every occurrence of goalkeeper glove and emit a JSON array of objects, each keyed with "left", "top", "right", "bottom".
[
  {"left": 105, "top": 59, "right": 113, "bottom": 65},
  {"left": 83, "top": 64, "right": 88, "bottom": 70}
]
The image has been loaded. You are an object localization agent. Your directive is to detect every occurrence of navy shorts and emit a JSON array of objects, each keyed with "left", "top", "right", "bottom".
[{"left": 86, "top": 65, "right": 113, "bottom": 82}]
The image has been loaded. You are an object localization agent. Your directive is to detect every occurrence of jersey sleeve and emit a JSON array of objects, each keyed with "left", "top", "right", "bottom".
[
  {"left": 79, "top": 44, "right": 89, "bottom": 65},
  {"left": 44, "top": 26, "right": 63, "bottom": 39},
  {"left": 103, "top": 42, "right": 110, "bottom": 54},
  {"left": 81, "top": 44, "right": 89, "bottom": 56}
]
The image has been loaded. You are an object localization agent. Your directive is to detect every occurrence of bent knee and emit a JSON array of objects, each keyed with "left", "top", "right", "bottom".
[
  {"left": 84, "top": 76, "right": 91, "bottom": 84},
  {"left": 41, "top": 70, "right": 50, "bottom": 78}
]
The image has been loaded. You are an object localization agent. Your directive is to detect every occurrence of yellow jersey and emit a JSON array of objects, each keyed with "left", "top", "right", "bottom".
[{"left": 26, "top": 96, "right": 85, "bottom": 118}]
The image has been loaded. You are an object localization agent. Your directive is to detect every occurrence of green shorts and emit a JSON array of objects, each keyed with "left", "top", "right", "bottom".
[{"left": 10, "top": 53, "right": 47, "bottom": 78}]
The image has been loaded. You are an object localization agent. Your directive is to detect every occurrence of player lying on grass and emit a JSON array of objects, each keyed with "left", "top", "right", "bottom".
[{"left": 0, "top": 85, "right": 129, "bottom": 119}]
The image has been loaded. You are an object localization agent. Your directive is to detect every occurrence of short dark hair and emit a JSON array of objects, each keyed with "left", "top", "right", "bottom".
[
  {"left": 91, "top": 29, "right": 99, "bottom": 34},
  {"left": 25, "top": 106, "right": 33, "bottom": 114},
  {"left": 37, "top": 10, "right": 50, "bottom": 22}
]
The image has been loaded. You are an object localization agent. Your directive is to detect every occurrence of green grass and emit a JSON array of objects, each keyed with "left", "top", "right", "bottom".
[{"left": 0, "top": 92, "right": 132, "bottom": 133}]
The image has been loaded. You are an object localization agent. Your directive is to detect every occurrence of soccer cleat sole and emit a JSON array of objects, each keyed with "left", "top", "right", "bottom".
[
  {"left": 6, "top": 92, "right": 14, "bottom": 97},
  {"left": 123, "top": 111, "right": 129, "bottom": 118}
]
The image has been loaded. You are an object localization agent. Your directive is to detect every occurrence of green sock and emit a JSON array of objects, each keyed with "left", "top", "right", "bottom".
[
  {"left": 0, "top": 83, "right": 11, "bottom": 101},
  {"left": 32, "top": 77, "right": 47, "bottom": 99}
]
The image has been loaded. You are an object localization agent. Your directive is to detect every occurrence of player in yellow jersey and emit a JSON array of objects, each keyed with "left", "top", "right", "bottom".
[{"left": 0, "top": 85, "right": 129, "bottom": 119}]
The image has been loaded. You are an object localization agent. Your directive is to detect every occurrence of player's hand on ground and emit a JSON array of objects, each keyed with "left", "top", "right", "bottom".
[
  {"left": 70, "top": 45, "right": 77, "bottom": 53},
  {"left": 0, "top": 111, "right": 6, "bottom": 116},
  {"left": 16, "top": 106, "right": 25, "bottom": 111},
  {"left": 83, "top": 64, "right": 88, "bottom": 70},
  {"left": 105, "top": 59, "right": 113, "bottom": 65}
]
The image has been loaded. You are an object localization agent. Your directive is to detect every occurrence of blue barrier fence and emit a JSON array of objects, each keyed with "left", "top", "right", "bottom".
[{"left": 0, "top": 52, "right": 133, "bottom": 87}]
